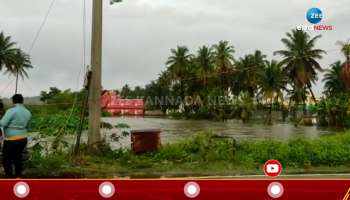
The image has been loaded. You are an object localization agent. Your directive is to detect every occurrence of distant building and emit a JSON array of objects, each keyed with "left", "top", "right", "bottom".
[{"left": 101, "top": 90, "right": 144, "bottom": 116}]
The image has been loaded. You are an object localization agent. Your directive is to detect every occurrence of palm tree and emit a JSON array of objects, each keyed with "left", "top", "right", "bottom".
[
  {"left": 274, "top": 29, "right": 326, "bottom": 102},
  {"left": 323, "top": 61, "right": 346, "bottom": 96},
  {"left": 233, "top": 56, "right": 253, "bottom": 95},
  {"left": 234, "top": 92, "right": 255, "bottom": 123},
  {"left": 258, "top": 60, "right": 287, "bottom": 124},
  {"left": 336, "top": 40, "right": 350, "bottom": 89},
  {"left": 6, "top": 50, "right": 33, "bottom": 94},
  {"left": 195, "top": 46, "right": 214, "bottom": 90},
  {"left": 287, "top": 85, "right": 309, "bottom": 125},
  {"left": 233, "top": 51, "right": 266, "bottom": 97},
  {"left": 250, "top": 50, "right": 267, "bottom": 69},
  {"left": 0, "top": 32, "right": 18, "bottom": 71},
  {"left": 166, "top": 46, "right": 192, "bottom": 99},
  {"left": 212, "top": 41, "right": 235, "bottom": 94}
]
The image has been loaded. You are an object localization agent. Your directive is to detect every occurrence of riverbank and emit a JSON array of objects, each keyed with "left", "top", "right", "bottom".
[{"left": 23, "top": 130, "right": 350, "bottom": 178}]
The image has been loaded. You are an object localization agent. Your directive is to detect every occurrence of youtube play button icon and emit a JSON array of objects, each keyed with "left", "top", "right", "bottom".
[{"left": 264, "top": 160, "right": 282, "bottom": 177}]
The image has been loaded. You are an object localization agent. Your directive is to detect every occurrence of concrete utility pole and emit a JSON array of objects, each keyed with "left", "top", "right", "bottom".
[
  {"left": 88, "top": 0, "right": 103, "bottom": 146},
  {"left": 88, "top": 0, "right": 123, "bottom": 146}
]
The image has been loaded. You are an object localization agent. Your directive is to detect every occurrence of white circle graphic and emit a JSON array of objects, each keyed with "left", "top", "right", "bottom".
[
  {"left": 184, "top": 182, "right": 200, "bottom": 198},
  {"left": 13, "top": 182, "right": 30, "bottom": 198},
  {"left": 99, "top": 182, "right": 115, "bottom": 198},
  {"left": 267, "top": 182, "right": 284, "bottom": 199}
]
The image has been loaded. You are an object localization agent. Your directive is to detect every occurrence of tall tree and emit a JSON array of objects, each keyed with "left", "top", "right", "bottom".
[
  {"left": 212, "top": 41, "right": 235, "bottom": 94},
  {"left": 336, "top": 40, "right": 350, "bottom": 90},
  {"left": 40, "top": 87, "right": 62, "bottom": 102},
  {"left": 166, "top": 46, "right": 192, "bottom": 99},
  {"left": 195, "top": 45, "right": 214, "bottom": 91},
  {"left": 120, "top": 84, "right": 133, "bottom": 98},
  {"left": 0, "top": 32, "right": 18, "bottom": 72},
  {"left": 233, "top": 51, "right": 266, "bottom": 97},
  {"left": 274, "top": 29, "right": 326, "bottom": 102},
  {"left": 258, "top": 60, "right": 287, "bottom": 123},
  {"left": 323, "top": 61, "right": 346, "bottom": 96},
  {"left": 6, "top": 49, "right": 33, "bottom": 94}
]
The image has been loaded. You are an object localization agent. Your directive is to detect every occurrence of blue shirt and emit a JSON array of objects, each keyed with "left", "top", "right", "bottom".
[{"left": 0, "top": 104, "right": 32, "bottom": 139}]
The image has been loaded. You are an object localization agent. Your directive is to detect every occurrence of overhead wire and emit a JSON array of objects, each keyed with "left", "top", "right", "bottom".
[
  {"left": 55, "top": 0, "right": 88, "bottom": 143},
  {"left": 28, "top": 0, "right": 56, "bottom": 54},
  {"left": 0, "top": 77, "right": 15, "bottom": 97},
  {"left": 8, "top": 0, "right": 56, "bottom": 96}
]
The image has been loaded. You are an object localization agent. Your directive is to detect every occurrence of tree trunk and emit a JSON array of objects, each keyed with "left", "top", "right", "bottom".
[
  {"left": 268, "top": 99, "right": 272, "bottom": 125},
  {"left": 307, "top": 83, "right": 317, "bottom": 103},
  {"left": 15, "top": 69, "right": 19, "bottom": 94}
]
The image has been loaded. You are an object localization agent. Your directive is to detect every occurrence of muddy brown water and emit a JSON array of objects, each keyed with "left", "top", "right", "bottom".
[
  {"left": 27, "top": 117, "right": 342, "bottom": 150},
  {"left": 102, "top": 117, "right": 341, "bottom": 148}
]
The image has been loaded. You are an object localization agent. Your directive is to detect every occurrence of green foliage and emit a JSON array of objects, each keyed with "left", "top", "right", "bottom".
[
  {"left": 40, "top": 87, "right": 62, "bottom": 102},
  {"left": 274, "top": 29, "right": 325, "bottom": 90},
  {"left": 233, "top": 92, "right": 256, "bottom": 122},
  {"left": 116, "top": 132, "right": 236, "bottom": 169},
  {"left": 120, "top": 84, "right": 133, "bottom": 98},
  {"left": 39, "top": 87, "right": 86, "bottom": 111},
  {"left": 114, "top": 123, "right": 130, "bottom": 129},
  {"left": 23, "top": 131, "right": 350, "bottom": 177},
  {"left": 0, "top": 32, "right": 33, "bottom": 77},
  {"left": 236, "top": 132, "right": 350, "bottom": 168},
  {"left": 233, "top": 50, "right": 265, "bottom": 96},
  {"left": 31, "top": 110, "right": 83, "bottom": 136},
  {"left": 257, "top": 60, "right": 286, "bottom": 103},
  {"left": 317, "top": 93, "right": 350, "bottom": 127},
  {"left": 323, "top": 61, "right": 346, "bottom": 96}
]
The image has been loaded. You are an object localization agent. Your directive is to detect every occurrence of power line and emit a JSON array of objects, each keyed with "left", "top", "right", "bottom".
[
  {"left": 0, "top": 77, "right": 15, "bottom": 96},
  {"left": 54, "top": 0, "right": 89, "bottom": 146},
  {"left": 28, "top": 0, "right": 56, "bottom": 53}
]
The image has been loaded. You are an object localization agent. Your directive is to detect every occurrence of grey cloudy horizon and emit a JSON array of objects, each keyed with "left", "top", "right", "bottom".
[{"left": 0, "top": 0, "right": 349, "bottom": 97}]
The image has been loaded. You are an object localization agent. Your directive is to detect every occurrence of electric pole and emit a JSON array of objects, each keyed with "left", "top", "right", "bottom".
[
  {"left": 88, "top": 0, "right": 103, "bottom": 146},
  {"left": 87, "top": 0, "right": 123, "bottom": 146}
]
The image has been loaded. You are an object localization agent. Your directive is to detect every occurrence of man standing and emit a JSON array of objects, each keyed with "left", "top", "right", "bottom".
[{"left": 1, "top": 94, "right": 31, "bottom": 178}]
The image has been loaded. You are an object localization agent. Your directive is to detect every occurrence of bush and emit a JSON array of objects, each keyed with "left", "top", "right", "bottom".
[
  {"left": 31, "top": 110, "right": 83, "bottom": 136},
  {"left": 24, "top": 131, "right": 350, "bottom": 177},
  {"left": 115, "top": 131, "right": 350, "bottom": 169}
]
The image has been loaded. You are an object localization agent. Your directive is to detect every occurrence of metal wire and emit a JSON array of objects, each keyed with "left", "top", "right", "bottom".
[{"left": 28, "top": 0, "right": 56, "bottom": 53}]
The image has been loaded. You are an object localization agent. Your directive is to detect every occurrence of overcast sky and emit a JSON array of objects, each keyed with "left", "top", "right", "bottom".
[{"left": 0, "top": 0, "right": 349, "bottom": 97}]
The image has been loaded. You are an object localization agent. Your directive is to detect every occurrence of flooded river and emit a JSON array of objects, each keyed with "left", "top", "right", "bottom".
[
  {"left": 29, "top": 117, "right": 342, "bottom": 150},
  {"left": 102, "top": 117, "right": 341, "bottom": 145}
]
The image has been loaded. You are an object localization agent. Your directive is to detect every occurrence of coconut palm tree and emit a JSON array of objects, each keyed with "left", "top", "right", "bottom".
[
  {"left": 287, "top": 85, "right": 309, "bottom": 124},
  {"left": 274, "top": 29, "right": 326, "bottom": 102},
  {"left": 250, "top": 50, "right": 267, "bottom": 69},
  {"left": 195, "top": 45, "right": 214, "bottom": 90},
  {"left": 234, "top": 91, "right": 255, "bottom": 123},
  {"left": 323, "top": 61, "right": 346, "bottom": 96},
  {"left": 0, "top": 32, "right": 18, "bottom": 71},
  {"left": 336, "top": 40, "right": 350, "bottom": 89},
  {"left": 258, "top": 60, "right": 287, "bottom": 124},
  {"left": 233, "top": 51, "right": 266, "bottom": 97},
  {"left": 233, "top": 55, "right": 253, "bottom": 95},
  {"left": 212, "top": 41, "right": 235, "bottom": 94},
  {"left": 166, "top": 46, "right": 192, "bottom": 99},
  {"left": 5, "top": 49, "right": 33, "bottom": 94}
]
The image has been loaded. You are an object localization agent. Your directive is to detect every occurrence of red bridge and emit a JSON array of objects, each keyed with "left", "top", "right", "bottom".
[{"left": 101, "top": 91, "right": 144, "bottom": 116}]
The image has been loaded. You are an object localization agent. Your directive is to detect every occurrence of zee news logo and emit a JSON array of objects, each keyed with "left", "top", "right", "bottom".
[{"left": 297, "top": 7, "right": 334, "bottom": 31}]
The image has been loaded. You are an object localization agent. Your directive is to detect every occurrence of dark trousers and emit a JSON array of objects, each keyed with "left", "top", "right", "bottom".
[{"left": 2, "top": 138, "right": 27, "bottom": 178}]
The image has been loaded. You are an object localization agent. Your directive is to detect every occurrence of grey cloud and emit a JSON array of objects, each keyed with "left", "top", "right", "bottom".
[{"left": 0, "top": 0, "right": 348, "bottom": 97}]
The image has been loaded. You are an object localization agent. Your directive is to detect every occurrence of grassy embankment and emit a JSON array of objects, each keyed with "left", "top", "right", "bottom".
[{"left": 24, "top": 130, "right": 350, "bottom": 178}]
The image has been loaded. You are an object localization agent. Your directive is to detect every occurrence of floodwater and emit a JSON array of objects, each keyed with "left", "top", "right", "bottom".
[
  {"left": 102, "top": 116, "right": 341, "bottom": 145},
  {"left": 29, "top": 117, "right": 342, "bottom": 150}
]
